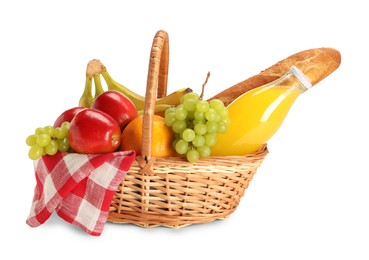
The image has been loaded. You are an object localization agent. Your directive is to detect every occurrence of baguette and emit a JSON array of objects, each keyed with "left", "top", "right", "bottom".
[{"left": 209, "top": 47, "right": 341, "bottom": 106}]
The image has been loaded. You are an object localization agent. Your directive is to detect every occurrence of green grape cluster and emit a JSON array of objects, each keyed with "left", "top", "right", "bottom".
[
  {"left": 26, "top": 122, "right": 71, "bottom": 160},
  {"left": 164, "top": 92, "right": 230, "bottom": 163}
]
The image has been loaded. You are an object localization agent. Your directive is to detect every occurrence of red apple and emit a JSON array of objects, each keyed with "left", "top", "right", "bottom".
[
  {"left": 68, "top": 108, "right": 121, "bottom": 154},
  {"left": 91, "top": 90, "right": 138, "bottom": 129},
  {"left": 53, "top": 107, "right": 86, "bottom": 127}
]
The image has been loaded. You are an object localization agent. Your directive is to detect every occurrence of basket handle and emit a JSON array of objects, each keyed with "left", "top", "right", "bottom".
[{"left": 141, "top": 30, "right": 169, "bottom": 162}]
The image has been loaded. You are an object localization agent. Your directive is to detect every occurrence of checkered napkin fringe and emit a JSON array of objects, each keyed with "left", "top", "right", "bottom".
[{"left": 26, "top": 150, "right": 136, "bottom": 236}]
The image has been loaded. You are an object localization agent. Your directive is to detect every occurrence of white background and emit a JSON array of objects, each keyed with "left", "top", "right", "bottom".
[{"left": 1, "top": 0, "right": 368, "bottom": 259}]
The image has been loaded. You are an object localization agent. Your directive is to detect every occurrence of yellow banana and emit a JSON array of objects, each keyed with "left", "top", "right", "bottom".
[
  {"left": 156, "top": 87, "right": 192, "bottom": 106},
  {"left": 138, "top": 104, "right": 174, "bottom": 117},
  {"left": 93, "top": 74, "right": 105, "bottom": 99},
  {"left": 79, "top": 59, "right": 105, "bottom": 108},
  {"left": 100, "top": 69, "right": 146, "bottom": 110},
  {"left": 79, "top": 75, "right": 94, "bottom": 107},
  {"left": 80, "top": 59, "right": 193, "bottom": 114},
  {"left": 100, "top": 66, "right": 193, "bottom": 110}
]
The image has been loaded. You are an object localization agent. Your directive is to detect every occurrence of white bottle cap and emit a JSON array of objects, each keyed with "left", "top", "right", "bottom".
[{"left": 290, "top": 66, "right": 312, "bottom": 89}]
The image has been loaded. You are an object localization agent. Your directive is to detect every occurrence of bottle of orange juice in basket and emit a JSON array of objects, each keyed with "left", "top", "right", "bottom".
[{"left": 211, "top": 66, "right": 312, "bottom": 156}]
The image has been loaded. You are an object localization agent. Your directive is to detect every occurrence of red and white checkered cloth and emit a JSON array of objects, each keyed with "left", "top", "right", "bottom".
[{"left": 26, "top": 150, "right": 136, "bottom": 236}]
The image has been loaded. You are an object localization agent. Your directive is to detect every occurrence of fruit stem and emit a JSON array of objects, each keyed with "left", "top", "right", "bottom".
[
  {"left": 200, "top": 71, "right": 211, "bottom": 100},
  {"left": 86, "top": 59, "right": 105, "bottom": 78}
]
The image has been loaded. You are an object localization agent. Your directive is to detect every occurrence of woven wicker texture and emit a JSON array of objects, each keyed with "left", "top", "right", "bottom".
[{"left": 108, "top": 30, "right": 268, "bottom": 228}]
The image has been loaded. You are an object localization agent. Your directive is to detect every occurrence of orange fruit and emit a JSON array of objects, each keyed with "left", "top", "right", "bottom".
[{"left": 120, "top": 114, "right": 178, "bottom": 157}]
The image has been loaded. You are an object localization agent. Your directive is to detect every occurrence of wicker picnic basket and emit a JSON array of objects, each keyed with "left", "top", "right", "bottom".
[{"left": 108, "top": 30, "right": 269, "bottom": 228}]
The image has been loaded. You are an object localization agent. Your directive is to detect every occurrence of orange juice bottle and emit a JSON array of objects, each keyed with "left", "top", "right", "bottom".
[{"left": 211, "top": 66, "right": 312, "bottom": 156}]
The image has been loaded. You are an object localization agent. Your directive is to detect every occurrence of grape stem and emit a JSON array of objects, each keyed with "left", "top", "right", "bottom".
[{"left": 200, "top": 71, "right": 211, "bottom": 100}]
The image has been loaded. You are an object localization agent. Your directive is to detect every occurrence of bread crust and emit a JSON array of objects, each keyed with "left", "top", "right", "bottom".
[{"left": 209, "top": 47, "right": 341, "bottom": 106}]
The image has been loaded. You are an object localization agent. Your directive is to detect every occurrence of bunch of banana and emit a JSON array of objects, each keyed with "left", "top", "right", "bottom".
[{"left": 79, "top": 59, "right": 192, "bottom": 114}]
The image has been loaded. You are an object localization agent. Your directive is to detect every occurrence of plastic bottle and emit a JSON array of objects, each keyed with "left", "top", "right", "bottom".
[{"left": 211, "top": 66, "right": 312, "bottom": 156}]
